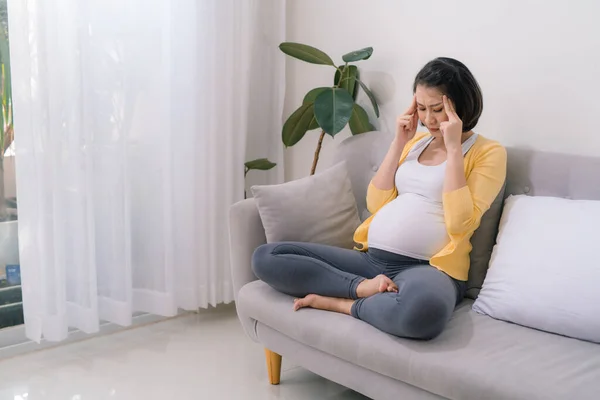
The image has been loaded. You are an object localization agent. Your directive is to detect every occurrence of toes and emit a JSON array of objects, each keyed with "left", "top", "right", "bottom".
[
  {"left": 386, "top": 279, "right": 398, "bottom": 293},
  {"left": 293, "top": 295, "right": 313, "bottom": 311},
  {"left": 293, "top": 299, "right": 304, "bottom": 311},
  {"left": 377, "top": 275, "right": 395, "bottom": 293},
  {"left": 384, "top": 276, "right": 398, "bottom": 292}
]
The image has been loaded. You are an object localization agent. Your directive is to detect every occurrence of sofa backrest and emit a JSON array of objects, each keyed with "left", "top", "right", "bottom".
[
  {"left": 334, "top": 131, "right": 395, "bottom": 222},
  {"left": 505, "top": 147, "right": 600, "bottom": 199},
  {"left": 333, "top": 131, "right": 600, "bottom": 299}
]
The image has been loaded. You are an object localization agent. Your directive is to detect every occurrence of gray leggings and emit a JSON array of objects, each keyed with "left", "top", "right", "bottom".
[{"left": 252, "top": 242, "right": 466, "bottom": 340}]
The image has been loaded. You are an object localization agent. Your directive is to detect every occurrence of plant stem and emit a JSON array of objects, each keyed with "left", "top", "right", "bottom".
[
  {"left": 244, "top": 168, "right": 249, "bottom": 199},
  {"left": 310, "top": 130, "right": 326, "bottom": 176},
  {"left": 309, "top": 63, "right": 347, "bottom": 176},
  {"left": 334, "top": 64, "right": 346, "bottom": 89}
]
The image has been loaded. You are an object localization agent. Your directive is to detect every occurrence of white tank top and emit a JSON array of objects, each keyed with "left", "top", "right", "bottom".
[{"left": 367, "top": 134, "right": 478, "bottom": 260}]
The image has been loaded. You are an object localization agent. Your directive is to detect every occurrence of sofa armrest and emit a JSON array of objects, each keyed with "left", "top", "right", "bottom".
[{"left": 229, "top": 198, "right": 266, "bottom": 302}]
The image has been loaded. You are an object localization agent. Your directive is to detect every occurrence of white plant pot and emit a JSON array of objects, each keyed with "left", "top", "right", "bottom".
[{"left": 0, "top": 220, "right": 19, "bottom": 267}]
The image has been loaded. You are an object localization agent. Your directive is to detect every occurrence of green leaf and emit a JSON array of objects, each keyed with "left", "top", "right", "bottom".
[
  {"left": 282, "top": 103, "right": 316, "bottom": 147},
  {"left": 356, "top": 79, "right": 379, "bottom": 117},
  {"left": 302, "top": 87, "right": 329, "bottom": 105},
  {"left": 342, "top": 47, "right": 373, "bottom": 63},
  {"left": 279, "top": 42, "right": 335, "bottom": 66},
  {"left": 313, "top": 88, "right": 354, "bottom": 137},
  {"left": 245, "top": 158, "right": 277, "bottom": 171},
  {"left": 349, "top": 104, "right": 374, "bottom": 135},
  {"left": 307, "top": 115, "right": 319, "bottom": 130},
  {"left": 0, "top": 24, "right": 11, "bottom": 151},
  {"left": 302, "top": 88, "right": 327, "bottom": 130},
  {"left": 334, "top": 65, "right": 359, "bottom": 99},
  {"left": 0, "top": 26, "right": 10, "bottom": 107}
]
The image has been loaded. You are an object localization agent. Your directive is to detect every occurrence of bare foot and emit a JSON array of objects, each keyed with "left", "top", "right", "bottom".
[
  {"left": 356, "top": 274, "right": 398, "bottom": 298},
  {"left": 293, "top": 294, "right": 353, "bottom": 314}
]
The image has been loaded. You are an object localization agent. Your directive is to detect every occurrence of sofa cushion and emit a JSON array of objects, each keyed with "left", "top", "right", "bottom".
[
  {"left": 237, "top": 280, "right": 600, "bottom": 400},
  {"left": 250, "top": 161, "right": 361, "bottom": 249},
  {"left": 465, "top": 182, "right": 505, "bottom": 299},
  {"left": 474, "top": 194, "right": 600, "bottom": 343}
]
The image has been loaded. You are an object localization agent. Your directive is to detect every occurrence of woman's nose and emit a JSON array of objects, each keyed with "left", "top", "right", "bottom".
[{"left": 426, "top": 111, "right": 436, "bottom": 124}]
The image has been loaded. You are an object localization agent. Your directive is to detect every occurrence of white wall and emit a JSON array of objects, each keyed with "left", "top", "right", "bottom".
[{"left": 283, "top": 0, "right": 600, "bottom": 181}]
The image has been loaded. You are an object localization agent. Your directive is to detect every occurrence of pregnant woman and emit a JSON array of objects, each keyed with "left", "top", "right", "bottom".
[{"left": 252, "top": 57, "right": 507, "bottom": 340}]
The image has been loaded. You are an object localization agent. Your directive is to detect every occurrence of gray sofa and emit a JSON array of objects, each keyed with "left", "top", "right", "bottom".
[{"left": 229, "top": 131, "right": 600, "bottom": 400}]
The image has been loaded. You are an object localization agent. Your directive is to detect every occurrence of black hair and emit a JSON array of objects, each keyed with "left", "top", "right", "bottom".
[{"left": 413, "top": 57, "right": 483, "bottom": 132}]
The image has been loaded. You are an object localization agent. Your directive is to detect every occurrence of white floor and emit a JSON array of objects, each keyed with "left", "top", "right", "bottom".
[{"left": 0, "top": 304, "right": 369, "bottom": 400}]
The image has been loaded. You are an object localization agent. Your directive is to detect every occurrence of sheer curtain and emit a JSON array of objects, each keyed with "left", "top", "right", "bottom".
[{"left": 8, "top": 0, "right": 285, "bottom": 342}]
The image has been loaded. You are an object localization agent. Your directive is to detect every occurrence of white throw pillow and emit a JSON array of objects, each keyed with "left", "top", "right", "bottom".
[
  {"left": 473, "top": 195, "right": 600, "bottom": 343},
  {"left": 251, "top": 161, "right": 361, "bottom": 249}
]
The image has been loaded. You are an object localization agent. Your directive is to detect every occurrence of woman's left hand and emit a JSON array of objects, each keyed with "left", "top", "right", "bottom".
[{"left": 440, "top": 95, "right": 463, "bottom": 151}]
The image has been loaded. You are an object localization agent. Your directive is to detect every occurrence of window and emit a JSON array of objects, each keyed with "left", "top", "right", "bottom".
[{"left": 0, "top": 0, "right": 21, "bottom": 330}]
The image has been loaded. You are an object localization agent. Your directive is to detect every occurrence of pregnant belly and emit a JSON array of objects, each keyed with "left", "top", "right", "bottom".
[{"left": 367, "top": 193, "right": 450, "bottom": 260}]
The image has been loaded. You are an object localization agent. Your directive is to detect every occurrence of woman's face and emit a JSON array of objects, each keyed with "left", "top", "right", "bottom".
[{"left": 415, "top": 85, "right": 449, "bottom": 137}]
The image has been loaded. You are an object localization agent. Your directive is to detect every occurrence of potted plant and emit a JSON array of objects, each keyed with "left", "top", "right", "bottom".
[
  {"left": 279, "top": 42, "right": 379, "bottom": 175},
  {"left": 244, "top": 158, "right": 277, "bottom": 199}
]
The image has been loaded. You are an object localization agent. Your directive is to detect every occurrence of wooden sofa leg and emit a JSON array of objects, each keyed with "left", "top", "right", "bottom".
[{"left": 264, "top": 348, "right": 282, "bottom": 385}]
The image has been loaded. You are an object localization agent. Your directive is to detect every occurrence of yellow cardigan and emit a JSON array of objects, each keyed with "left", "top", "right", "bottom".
[{"left": 353, "top": 132, "right": 507, "bottom": 281}]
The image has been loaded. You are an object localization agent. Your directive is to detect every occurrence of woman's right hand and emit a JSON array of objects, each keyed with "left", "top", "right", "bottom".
[
  {"left": 395, "top": 95, "right": 419, "bottom": 144},
  {"left": 372, "top": 97, "right": 417, "bottom": 192}
]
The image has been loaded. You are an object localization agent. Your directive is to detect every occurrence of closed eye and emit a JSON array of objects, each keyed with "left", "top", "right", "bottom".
[{"left": 433, "top": 108, "right": 443, "bottom": 113}]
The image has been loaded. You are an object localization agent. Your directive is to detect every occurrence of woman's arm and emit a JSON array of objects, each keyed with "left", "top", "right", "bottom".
[
  {"left": 444, "top": 147, "right": 468, "bottom": 193},
  {"left": 366, "top": 97, "right": 418, "bottom": 214},
  {"left": 372, "top": 96, "right": 418, "bottom": 190},
  {"left": 440, "top": 95, "right": 507, "bottom": 235},
  {"left": 442, "top": 144, "right": 507, "bottom": 235},
  {"left": 441, "top": 95, "right": 468, "bottom": 193},
  {"left": 370, "top": 137, "right": 408, "bottom": 191}
]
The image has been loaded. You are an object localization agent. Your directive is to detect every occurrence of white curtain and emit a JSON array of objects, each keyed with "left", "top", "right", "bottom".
[{"left": 8, "top": 0, "right": 286, "bottom": 342}]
